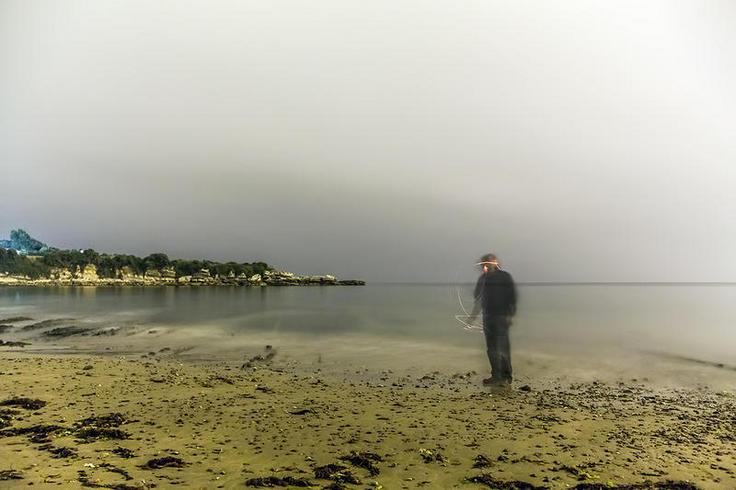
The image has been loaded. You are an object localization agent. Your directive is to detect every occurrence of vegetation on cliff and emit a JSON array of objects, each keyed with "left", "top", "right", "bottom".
[{"left": 0, "top": 230, "right": 271, "bottom": 280}]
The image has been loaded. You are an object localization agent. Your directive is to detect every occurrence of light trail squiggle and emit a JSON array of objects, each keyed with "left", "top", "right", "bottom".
[{"left": 453, "top": 279, "right": 483, "bottom": 333}]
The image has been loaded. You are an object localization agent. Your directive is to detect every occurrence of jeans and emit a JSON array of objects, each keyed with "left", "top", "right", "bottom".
[{"left": 483, "top": 314, "right": 512, "bottom": 381}]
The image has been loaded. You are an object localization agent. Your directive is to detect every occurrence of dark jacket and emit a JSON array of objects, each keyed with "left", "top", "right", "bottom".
[{"left": 474, "top": 269, "right": 517, "bottom": 316}]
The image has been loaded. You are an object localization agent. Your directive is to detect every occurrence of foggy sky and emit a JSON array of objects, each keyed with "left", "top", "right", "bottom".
[{"left": 2, "top": 1, "right": 735, "bottom": 282}]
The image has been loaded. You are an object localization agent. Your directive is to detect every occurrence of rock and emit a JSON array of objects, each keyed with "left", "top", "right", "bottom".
[
  {"left": 161, "top": 266, "right": 176, "bottom": 279},
  {"left": 78, "top": 264, "right": 99, "bottom": 283},
  {"left": 191, "top": 269, "right": 215, "bottom": 284},
  {"left": 144, "top": 268, "right": 162, "bottom": 279}
]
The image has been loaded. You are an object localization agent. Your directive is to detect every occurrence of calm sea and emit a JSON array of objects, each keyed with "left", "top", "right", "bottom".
[{"left": 1, "top": 284, "right": 734, "bottom": 366}]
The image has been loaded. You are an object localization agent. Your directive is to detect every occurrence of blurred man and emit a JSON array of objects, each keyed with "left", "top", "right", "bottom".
[{"left": 467, "top": 253, "right": 517, "bottom": 386}]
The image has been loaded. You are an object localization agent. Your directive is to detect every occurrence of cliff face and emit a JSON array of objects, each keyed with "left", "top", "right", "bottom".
[{"left": 0, "top": 265, "right": 364, "bottom": 287}]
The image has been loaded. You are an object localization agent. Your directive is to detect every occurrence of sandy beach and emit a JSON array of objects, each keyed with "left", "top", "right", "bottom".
[{"left": 1, "top": 316, "right": 735, "bottom": 489}]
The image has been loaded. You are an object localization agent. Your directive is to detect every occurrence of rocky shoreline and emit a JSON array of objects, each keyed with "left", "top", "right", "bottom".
[{"left": 0, "top": 266, "right": 365, "bottom": 287}]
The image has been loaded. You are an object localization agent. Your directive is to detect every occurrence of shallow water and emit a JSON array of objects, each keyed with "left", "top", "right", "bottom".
[{"left": 1, "top": 283, "right": 735, "bottom": 365}]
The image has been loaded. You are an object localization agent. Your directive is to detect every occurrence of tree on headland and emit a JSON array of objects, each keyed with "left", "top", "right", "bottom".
[
  {"left": 144, "top": 253, "right": 170, "bottom": 270},
  {"left": 1, "top": 229, "right": 273, "bottom": 279},
  {"left": 0, "top": 229, "right": 50, "bottom": 255},
  {"left": 0, "top": 248, "right": 47, "bottom": 278}
]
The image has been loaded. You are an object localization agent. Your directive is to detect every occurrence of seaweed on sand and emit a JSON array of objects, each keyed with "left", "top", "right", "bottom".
[
  {"left": 76, "top": 413, "right": 127, "bottom": 428},
  {"left": 141, "top": 456, "right": 187, "bottom": 469},
  {"left": 0, "top": 409, "right": 18, "bottom": 429},
  {"left": 0, "top": 316, "right": 33, "bottom": 323},
  {"left": 0, "top": 424, "right": 66, "bottom": 439},
  {"left": 99, "top": 463, "right": 134, "bottom": 481},
  {"left": 74, "top": 413, "right": 130, "bottom": 442},
  {"left": 42, "top": 326, "right": 93, "bottom": 337},
  {"left": 0, "top": 397, "right": 47, "bottom": 410},
  {"left": 314, "top": 463, "right": 361, "bottom": 484},
  {"left": 0, "top": 340, "right": 31, "bottom": 347},
  {"left": 245, "top": 475, "right": 314, "bottom": 487},
  {"left": 465, "top": 474, "right": 548, "bottom": 489},
  {"left": 39, "top": 444, "right": 77, "bottom": 458},
  {"left": 110, "top": 446, "right": 136, "bottom": 459},
  {"left": 21, "top": 318, "right": 73, "bottom": 331},
  {"left": 338, "top": 451, "right": 383, "bottom": 476},
  {"left": 321, "top": 483, "right": 349, "bottom": 490},
  {"left": 0, "top": 469, "right": 23, "bottom": 480},
  {"left": 77, "top": 469, "right": 142, "bottom": 489},
  {"left": 75, "top": 427, "right": 130, "bottom": 442},
  {"left": 473, "top": 454, "right": 493, "bottom": 468},
  {"left": 571, "top": 481, "right": 700, "bottom": 490}
]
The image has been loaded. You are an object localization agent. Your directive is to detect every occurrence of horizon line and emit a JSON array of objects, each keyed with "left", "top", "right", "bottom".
[{"left": 372, "top": 281, "right": 736, "bottom": 286}]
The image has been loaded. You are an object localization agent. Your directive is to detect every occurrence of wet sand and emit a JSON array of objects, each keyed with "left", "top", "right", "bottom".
[{"left": 1, "top": 318, "right": 735, "bottom": 489}]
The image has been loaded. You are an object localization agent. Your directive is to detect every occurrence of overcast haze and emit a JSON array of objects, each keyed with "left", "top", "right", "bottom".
[{"left": 2, "top": 1, "right": 735, "bottom": 282}]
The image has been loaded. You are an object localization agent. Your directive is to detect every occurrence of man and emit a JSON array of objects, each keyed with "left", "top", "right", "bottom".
[{"left": 467, "top": 253, "right": 517, "bottom": 386}]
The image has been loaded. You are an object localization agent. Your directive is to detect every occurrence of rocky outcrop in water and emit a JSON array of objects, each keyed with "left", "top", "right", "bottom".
[{"left": 0, "top": 265, "right": 364, "bottom": 287}]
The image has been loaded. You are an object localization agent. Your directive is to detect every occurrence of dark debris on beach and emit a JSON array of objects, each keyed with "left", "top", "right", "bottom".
[
  {"left": 75, "top": 427, "right": 129, "bottom": 442},
  {"left": 0, "top": 469, "right": 23, "bottom": 480},
  {"left": 77, "top": 469, "right": 141, "bottom": 489},
  {"left": 466, "top": 473, "right": 547, "bottom": 489},
  {"left": 0, "top": 340, "right": 31, "bottom": 347},
  {"left": 0, "top": 316, "right": 33, "bottom": 323},
  {"left": 473, "top": 454, "right": 493, "bottom": 468},
  {"left": 338, "top": 451, "right": 383, "bottom": 476},
  {"left": 21, "top": 318, "right": 74, "bottom": 331},
  {"left": 0, "top": 397, "right": 47, "bottom": 410},
  {"left": 110, "top": 446, "right": 136, "bottom": 459},
  {"left": 0, "top": 409, "right": 16, "bottom": 429},
  {"left": 0, "top": 423, "right": 66, "bottom": 439},
  {"left": 141, "top": 456, "right": 187, "bottom": 469},
  {"left": 241, "top": 345, "right": 277, "bottom": 369},
  {"left": 571, "top": 481, "right": 700, "bottom": 489},
  {"left": 74, "top": 412, "right": 131, "bottom": 442},
  {"left": 245, "top": 475, "right": 314, "bottom": 487},
  {"left": 76, "top": 413, "right": 127, "bottom": 429},
  {"left": 42, "top": 326, "right": 93, "bottom": 338},
  {"left": 314, "top": 463, "right": 362, "bottom": 484},
  {"left": 39, "top": 443, "right": 77, "bottom": 458}
]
